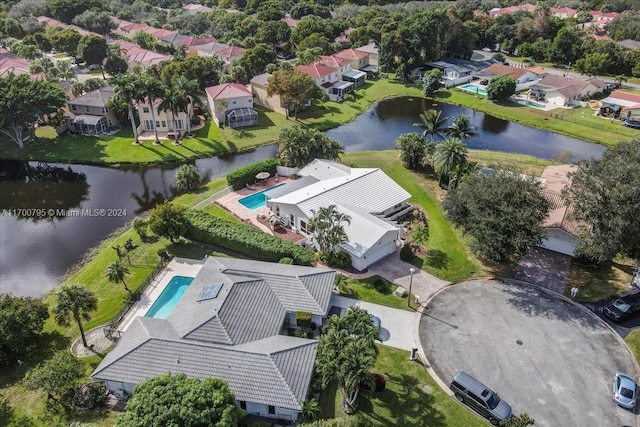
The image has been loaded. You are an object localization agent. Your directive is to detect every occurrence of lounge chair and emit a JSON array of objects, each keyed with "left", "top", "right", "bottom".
[
  {"left": 274, "top": 172, "right": 279, "bottom": 182},
  {"left": 246, "top": 183, "right": 256, "bottom": 190}
]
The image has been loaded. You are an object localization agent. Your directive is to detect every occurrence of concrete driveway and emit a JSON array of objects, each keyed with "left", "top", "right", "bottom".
[
  {"left": 419, "top": 279, "right": 638, "bottom": 427},
  {"left": 514, "top": 247, "right": 572, "bottom": 295},
  {"left": 329, "top": 294, "right": 417, "bottom": 351}
]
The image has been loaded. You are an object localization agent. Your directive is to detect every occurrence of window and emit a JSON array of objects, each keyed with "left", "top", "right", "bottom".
[
  {"left": 85, "top": 107, "right": 90, "bottom": 112},
  {"left": 71, "top": 105, "right": 77, "bottom": 111},
  {"left": 161, "top": 121, "right": 166, "bottom": 128},
  {"left": 239, "top": 401, "right": 246, "bottom": 410},
  {"left": 268, "top": 406, "right": 275, "bottom": 415},
  {"left": 300, "top": 220, "right": 307, "bottom": 234},
  {"left": 232, "top": 100, "right": 236, "bottom": 104},
  {"left": 143, "top": 107, "right": 149, "bottom": 113},
  {"left": 102, "top": 107, "right": 108, "bottom": 114},
  {"left": 145, "top": 120, "right": 154, "bottom": 129},
  {"left": 176, "top": 119, "right": 183, "bottom": 130},
  {"left": 156, "top": 121, "right": 160, "bottom": 127}
]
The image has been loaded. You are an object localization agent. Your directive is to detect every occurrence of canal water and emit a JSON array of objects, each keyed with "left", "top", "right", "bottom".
[{"left": 0, "top": 97, "right": 609, "bottom": 296}]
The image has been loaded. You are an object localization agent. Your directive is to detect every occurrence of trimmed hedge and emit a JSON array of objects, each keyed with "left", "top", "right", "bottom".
[
  {"left": 226, "top": 158, "right": 279, "bottom": 190},
  {"left": 184, "top": 209, "right": 316, "bottom": 265},
  {"left": 296, "top": 311, "right": 312, "bottom": 328}
]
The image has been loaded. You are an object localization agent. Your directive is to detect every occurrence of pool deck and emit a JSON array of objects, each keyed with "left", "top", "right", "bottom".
[
  {"left": 118, "top": 258, "right": 204, "bottom": 332},
  {"left": 216, "top": 177, "right": 293, "bottom": 235}
]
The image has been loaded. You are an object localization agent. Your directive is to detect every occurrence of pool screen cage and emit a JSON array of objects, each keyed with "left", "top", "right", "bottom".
[{"left": 226, "top": 107, "right": 258, "bottom": 128}]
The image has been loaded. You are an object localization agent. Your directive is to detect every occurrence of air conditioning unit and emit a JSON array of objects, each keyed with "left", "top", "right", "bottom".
[{"left": 291, "top": 226, "right": 299, "bottom": 234}]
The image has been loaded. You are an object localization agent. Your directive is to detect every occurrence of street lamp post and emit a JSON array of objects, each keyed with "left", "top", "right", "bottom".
[{"left": 408, "top": 267, "right": 415, "bottom": 307}]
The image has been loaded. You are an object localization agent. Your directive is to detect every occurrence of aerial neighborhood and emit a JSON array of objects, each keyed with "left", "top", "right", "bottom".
[{"left": 1, "top": 0, "right": 640, "bottom": 426}]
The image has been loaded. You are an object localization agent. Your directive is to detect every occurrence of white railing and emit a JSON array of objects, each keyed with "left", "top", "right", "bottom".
[{"left": 193, "top": 186, "right": 232, "bottom": 210}]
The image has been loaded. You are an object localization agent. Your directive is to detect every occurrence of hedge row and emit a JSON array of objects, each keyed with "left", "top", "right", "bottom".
[
  {"left": 184, "top": 209, "right": 316, "bottom": 266},
  {"left": 226, "top": 158, "right": 279, "bottom": 190}
]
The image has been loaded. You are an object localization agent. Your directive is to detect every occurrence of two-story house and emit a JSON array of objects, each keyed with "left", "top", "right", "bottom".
[
  {"left": 65, "top": 86, "right": 118, "bottom": 135},
  {"left": 136, "top": 97, "right": 191, "bottom": 137},
  {"left": 205, "top": 83, "right": 258, "bottom": 128}
]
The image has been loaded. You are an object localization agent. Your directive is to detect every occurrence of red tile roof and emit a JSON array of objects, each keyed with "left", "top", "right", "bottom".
[
  {"left": 212, "top": 45, "right": 246, "bottom": 57},
  {"left": 294, "top": 63, "right": 336, "bottom": 78},
  {"left": 175, "top": 36, "right": 218, "bottom": 47},
  {"left": 205, "top": 83, "right": 251, "bottom": 100},
  {"left": 317, "top": 55, "right": 351, "bottom": 69},
  {"left": 608, "top": 90, "right": 640, "bottom": 104},
  {"left": 334, "top": 48, "right": 368, "bottom": 61}
]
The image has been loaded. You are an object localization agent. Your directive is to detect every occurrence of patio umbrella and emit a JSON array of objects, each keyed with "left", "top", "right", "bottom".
[{"left": 255, "top": 171, "right": 270, "bottom": 181}]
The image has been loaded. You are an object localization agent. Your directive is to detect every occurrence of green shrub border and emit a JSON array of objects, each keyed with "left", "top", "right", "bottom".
[
  {"left": 296, "top": 311, "right": 313, "bottom": 328},
  {"left": 226, "top": 158, "right": 279, "bottom": 190}
]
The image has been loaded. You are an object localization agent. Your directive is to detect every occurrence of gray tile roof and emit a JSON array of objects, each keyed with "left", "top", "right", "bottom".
[
  {"left": 68, "top": 86, "right": 115, "bottom": 108},
  {"left": 92, "top": 258, "right": 334, "bottom": 411},
  {"left": 92, "top": 326, "right": 317, "bottom": 410}
]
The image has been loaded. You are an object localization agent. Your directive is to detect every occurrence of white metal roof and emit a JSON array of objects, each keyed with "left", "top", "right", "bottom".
[{"left": 338, "top": 205, "right": 399, "bottom": 257}]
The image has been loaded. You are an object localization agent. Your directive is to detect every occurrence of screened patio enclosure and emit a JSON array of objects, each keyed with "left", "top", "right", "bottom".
[
  {"left": 66, "top": 114, "right": 108, "bottom": 135},
  {"left": 226, "top": 107, "right": 258, "bottom": 128}
]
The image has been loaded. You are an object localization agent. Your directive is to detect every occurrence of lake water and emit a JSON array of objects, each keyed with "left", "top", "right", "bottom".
[
  {"left": 0, "top": 97, "right": 610, "bottom": 297},
  {"left": 327, "top": 97, "right": 606, "bottom": 161}
]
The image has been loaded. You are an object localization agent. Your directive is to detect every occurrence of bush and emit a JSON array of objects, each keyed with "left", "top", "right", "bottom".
[
  {"left": 184, "top": 209, "right": 316, "bottom": 265},
  {"left": 132, "top": 217, "right": 147, "bottom": 239},
  {"left": 372, "top": 277, "right": 389, "bottom": 293},
  {"left": 226, "top": 159, "right": 279, "bottom": 190},
  {"left": 296, "top": 311, "right": 312, "bottom": 328},
  {"left": 326, "top": 250, "right": 352, "bottom": 268},
  {"left": 399, "top": 243, "right": 413, "bottom": 262},
  {"left": 279, "top": 257, "right": 293, "bottom": 264},
  {"left": 124, "top": 238, "right": 134, "bottom": 251}
]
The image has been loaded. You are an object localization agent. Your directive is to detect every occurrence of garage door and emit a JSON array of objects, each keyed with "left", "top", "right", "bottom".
[
  {"left": 540, "top": 228, "right": 581, "bottom": 256},
  {"left": 363, "top": 241, "right": 395, "bottom": 268}
]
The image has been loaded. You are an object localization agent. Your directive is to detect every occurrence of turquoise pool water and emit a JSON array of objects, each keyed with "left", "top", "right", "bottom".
[
  {"left": 238, "top": 183, "right": 286, "bottom": 210},
  {"left": 527, "top": 100, "right": 545, "bottom": 109},
  {"left": 459, "top": 84, "right": 487, "bottom": 95},
  {"left": 145, "top": 276, "right": 194, "bottom": 319}
]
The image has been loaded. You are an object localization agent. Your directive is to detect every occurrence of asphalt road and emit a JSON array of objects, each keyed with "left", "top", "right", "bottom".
[{"left": 420, "top": 279, "right": 638, "bottom": 427}]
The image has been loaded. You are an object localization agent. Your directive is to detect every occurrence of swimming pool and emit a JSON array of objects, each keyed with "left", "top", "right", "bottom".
[
  {"left": 238, "top": 183, "right": 286, "bottom": 210},
  {"left": 527, "top": 100, "right": 546, "bottom": 109},
  {"left": 459, "top": 84, "right": 487, "bottom": 95},
  {"left": 145, "top": 276, "right": 194, "bottom": 319}
]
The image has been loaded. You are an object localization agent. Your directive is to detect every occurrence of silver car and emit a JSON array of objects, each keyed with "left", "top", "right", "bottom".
[{"left": 613, "top": 373, "right": 637, "bottom": 409}]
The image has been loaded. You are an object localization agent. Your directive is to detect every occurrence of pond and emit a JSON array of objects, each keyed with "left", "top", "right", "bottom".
[
  {"left": 326, "top": 96, "right": 606, "bottom": 161},
  {"left": 0, "top": 145, "right": 278, "bottom": 297}
]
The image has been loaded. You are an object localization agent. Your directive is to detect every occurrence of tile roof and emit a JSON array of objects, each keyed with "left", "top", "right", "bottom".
[
  {"left": 212, "top": 45, "right": 246, "bottom": 58},
  {"left": 617, "top": 39, "right": 640, "bottom": 50},
  {"left": 535, "top": 74, "right": 605, "bottom": 98},
  {"left": 540, "top": 165, "right": 582, "bottom": 235},
  {"left": 479, "top": 63, "right": 534, "bottom": 80},
  {"left": 318, "top": 55, "right": 351, "bottom": 69},
  {"left": 68, "top": 86, "right": 115, "bottom": 108},
  {"left": 294, "top": 63, "right": 336, "bottom": 78},
  {"left": 250, "top": 73, "right": 271, "bottom": 88},
  {"left": 601, "top": 90, "right": 640, "bottom": 107},
  {"left": 334, "top": 48, "right": 369, "bottom": 61},
  {"left": 205, "top": 83, "right": 251, "bottom": 100},
  {"left": 175, "top": 36, "right": 218, "bottom": 47},
  {"left": 92, "top": 258, "right": 334, "bottom": 411},
  {"left": 355, "top": 43, "right": 378, "bottom": 55}
]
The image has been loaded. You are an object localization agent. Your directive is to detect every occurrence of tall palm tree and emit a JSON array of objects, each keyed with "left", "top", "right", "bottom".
[
  {"left": 52, "top": 284, "right": 98, "bottom": 348},
  {"left": 413, "top": 109, "right": 447, "bottom": 142},
  {"left": 432, "top": 138, "right": 469, "bottom": 184},
  {"left": 111, "top": 73, "right": 144, "bottom": 144},
  {"left": 446, "top": 114, "right": 478, "bottom": 141},
  {"left": 54, "top": 60, "right": 77, "bottom": 82},
  {"left": 106, "top": 260, "right": 132, "bottom": 296},
  {"left": 139, "top": 76, "right": 164, "bottom": 144},
  {"left": 308, "top": 205, "right": 351, "bottom": 256},
  {"left": 296, "top": 47, "right": 322, "bottom": 65},
  {"left": 172, "top": 77, "right": 201, "bottom": 137},
  {"left": 159, "top": 84, "right": 187, "bottom": 144}
]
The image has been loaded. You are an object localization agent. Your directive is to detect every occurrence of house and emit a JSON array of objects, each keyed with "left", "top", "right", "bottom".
[
  {"left": 488, "top": 3, "right": 537, "bottom": 17},
  {"left": 539, "top": 165, "right": 584, "bottom": 257},
  {"left": 65, "top": 86, "right": 118, "bottom": 135},
  {"left": 205, "top": 83, "right": 257, "bottom": 128},
  {"left": 475, "top": 63, "right": 545, "bottom": 90},
  {"left": 182, "top": 3, "right": 212, "bottom": 13},
  {"left": 92, "top": 257, "right": 336, "bottom": 423},
  {"left": 136, "top": 97, "right": 191, "bottom": 136},
  {"left": 175, "top": 36, "right": 218, "bottom": 57},
  {"left": 528, "top": 75, "right": 605, "bottom": 106},
  {"left": 250, "top": 73, "right": 289, "bottom": 116},
  {"left": 267, "top": 159, "right": 413, "bottom": 270},
  {"left": 294, "top": 63, "right": 351, "bottom": 100},
  {"left": 0, "top": 49, "right": 34, "bottom": 78},
  {"left": 317, "top": 54, "right": 365, "bottom": 88},
  {"left": 194, "top": 41, "right": 230, "bottom": 57},
  {"left": 601, "top": 90, "right": 640, "bottom": 121},
  {"left": 598, "top": 103, "right": 622, "bottom": 118},
  {"left": 212, "top": 45, "right": 246, "bottom": 64},
  {"left": 426, "top": 58, "right": 495, "bottom": 88},
  {"left": 110, "top": 40, "right": 172, "bottom": 69},
  {"left": 356, "top": 43, "right": 379, "bottom": 67},
  {"left": 549, "top": 6, "right": 576, "bottom": 19},
  {"left": 334, "top": 48, "right": 370, "bottom": 71},
  {"left": 616, "top": 39, "right": 640, "bottom": 50}
]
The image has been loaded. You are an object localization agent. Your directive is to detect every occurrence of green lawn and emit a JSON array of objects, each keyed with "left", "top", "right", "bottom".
[
  {"left": 566, "top": 259, "right": 634, "bottom": 302},
  {"left": 338, "top": 276, "right": 413, "bottom": 312},
  {"left": 319, "top": 345, "right": 488, "bottom": 426},
  {"left": 625, "top": 329, "right": 640, "bottom": 365},
  {"left": 431, "top": 89, "right": 634, "bottom": 147},
  {"left": 342, "top": 151, "right": 477, "bottom": 282}
]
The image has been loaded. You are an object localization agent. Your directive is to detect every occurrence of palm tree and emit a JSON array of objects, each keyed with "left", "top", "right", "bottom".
[
  {"left": 413, "top": 109, "right": 447, "bottom": 142},
  {"left": 308, "top": 205, "right": 351, "bottom": 256},
  {"left": 302, "top": 398, "right": 320, "bottom": 421},
  {"left": 54, "top": 60, "right": 77, "bottom": 82},
  {"left": 175, "top": 164, "right": 201, "bottom": 193},
  {"left": 446, "top": 114, "right": 478, "bottom": 141},
  {"left": 111, "top": 73, "right": 144, "bottom": 144},
  {"left": 159, "top": 85, "right": 186, "bottom": 145},
  {"left": 106, "top": 260, "right": 132, "bottom": 296},
  {"left": 432, "top": 138, "right": 469, "bottom": 184},
  {"left": 173, "top": 77, "right": 202, "bottom": 137},
  {"left": 449, "top": 160, "right": 479, "bottom": 189},
  {"left": 296, "top": 47, "right": 322, "bottom": 65},
  {"left": 139, "top": 76, "right": 164, "bottom": 144},
  {"left": 52, "top": 284, "right": 98, "bottom": 348}
]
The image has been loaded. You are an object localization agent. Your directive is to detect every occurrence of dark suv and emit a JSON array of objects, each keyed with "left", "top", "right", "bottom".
[
  {"left": 604, "top": 293, "right": 640, "bottom": 322},
  {"left": 450, "top": 371, "right": 512, "bottom": 425}
]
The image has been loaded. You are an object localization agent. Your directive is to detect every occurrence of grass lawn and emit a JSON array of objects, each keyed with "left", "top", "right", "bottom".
[
  {"left": 219, "top": 106, "right": 292, "bottom": 149},
  {"left": 566, "top": 259, "right": 634, "bottom": 302},
  {"left": 337, "top": 276, "right": 413, "bottom": 312},
  {"left": 319, "top": 345, "right": 488, "bottom": 426},
  {"left": 342, "top": 151, "right": 477, "bottom": 282},
  {"left": 467, "top": 149, "right": 554, "bottom": 176},
  {"left": 431, "top": 89, "right": 634, "bottom": 147},
  {"left": 625, "top": 329, "right": 640, "bottom": 365}
]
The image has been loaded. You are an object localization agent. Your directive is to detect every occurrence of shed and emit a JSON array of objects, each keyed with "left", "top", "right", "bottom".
[{"left": 598, "top": 103, "right": 621, "bottom": 118}]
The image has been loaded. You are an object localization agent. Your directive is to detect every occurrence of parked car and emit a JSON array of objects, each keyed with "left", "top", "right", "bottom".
[
  {"left": 613, "top": 373, "right": 636, "bottom": 409},
  {"left": 603, "top": 292, "right": 640, "bottom": 322},
  {"left": 450, "top": 371, "right": 512, "bottom": 425},
  {"left": 72, "top": 58, "right": 85, "bottom": 65},
  {"left": 482, "top": 47, "right": 492, "bottom": 52},
  {"left": 480, "top": 79, "right": 489, "bottom": 85},
  {"left": 88, "top": 64, "right": 102, "bottom": 70}
]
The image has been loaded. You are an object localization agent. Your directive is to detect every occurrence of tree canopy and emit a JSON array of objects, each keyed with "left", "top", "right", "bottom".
[
  {"left": 115, "top": 373, "right": 243, "bottom": 427},
  {"left": 565, "top": 139, "right": 640, "bottom": 263},
  {"left": 394, "top": 133, "right": 433, "bottom": 170},
  {"left": 23, "top": 350, "right": 85, "bottom": 402},
  {"left": 277, "top": 127, "right": 344, "bottom": 168},
  {"left": 267, "top": 69, "right": 325, "bottom": 117},
  {"left": 147, "top": 202, "right": 189, "bottom": 243},
  {"left": 443, "top": 168, "right": 550, "bottom": 261},
  {"left": 487, "top": 76, "right": 516, "bottom": 101},
  {"left": 0, "top": 294, "right": 48, "bottom": 366},
  {"left": 0, "top": 73, "right": 66, "bottom": 148},
  {"left": 316, "top": 306, "right": 379, "bottom": 413}
]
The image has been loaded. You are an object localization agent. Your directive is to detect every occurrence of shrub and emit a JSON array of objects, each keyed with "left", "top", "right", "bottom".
[
  {"left": 399, "top": 243, "right": 413, "bottom": 262},
  {"left": 123, "top": 238, "right": 134, "bottom": 251},
  {"left": 226, "top": 159, "right": 279, "bottom": 190},
  {"left": 279, "top": 257, "right": 293, "bottom": 264},
  {"left": 132, "top": 217, "right": 147, "bottom": 239},
  {"left": 184, "top": 209, "right": 316, "bottom": 265},
  {"left": 326, "top": 250, "right": 352, "bottom": 268},
  {"left": 372, "top": 277, "right": 389, "bottom": 294},
  {"left": 296, "top": 311, "right": 312, "bottom": 328},
  {"left": 83, "top": 381, "right": 108, "bottom": 409}
]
